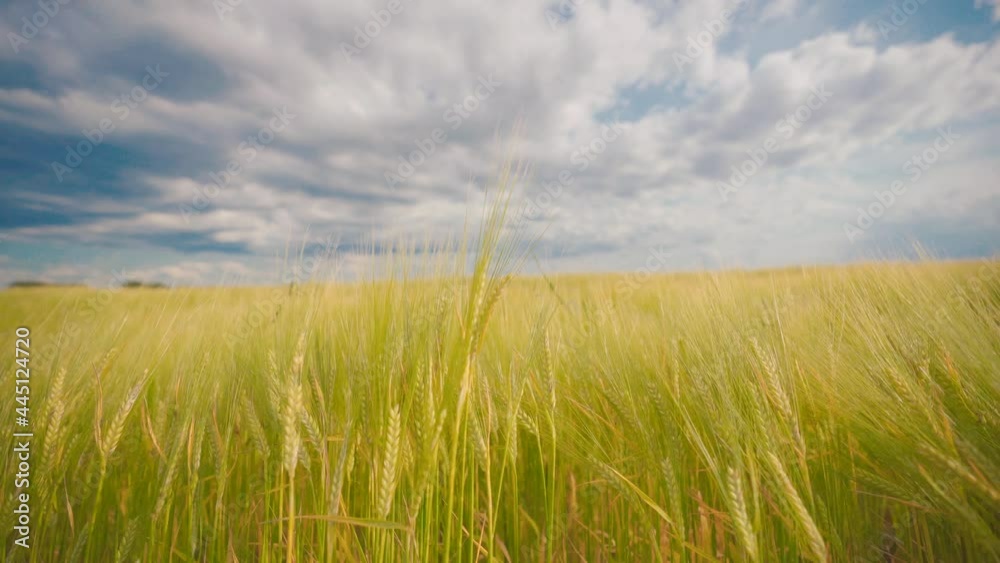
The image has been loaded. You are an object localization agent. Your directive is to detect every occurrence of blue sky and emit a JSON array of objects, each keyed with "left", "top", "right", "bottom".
[{"left": 1, "top": 0, "right": 998, "bottom": 286}]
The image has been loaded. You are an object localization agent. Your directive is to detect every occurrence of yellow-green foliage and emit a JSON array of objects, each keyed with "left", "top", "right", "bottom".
[{"left": 1, "top": 222, "right": 998, "bottom": 560}]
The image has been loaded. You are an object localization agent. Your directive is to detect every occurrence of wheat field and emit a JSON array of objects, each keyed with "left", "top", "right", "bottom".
[{"left": 1, "top": 201, "right": 998, "bottom": 561}]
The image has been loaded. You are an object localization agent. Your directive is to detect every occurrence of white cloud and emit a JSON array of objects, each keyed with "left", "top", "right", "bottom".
[
  {"left": 976, "top": 0, "right": 1000, "bottom": 22},
  {"left": 0, "top": 0, "right": 997, "bottom": 283},
  {"left": 762, "top": 0, "right": 799, "bottom": 22}
]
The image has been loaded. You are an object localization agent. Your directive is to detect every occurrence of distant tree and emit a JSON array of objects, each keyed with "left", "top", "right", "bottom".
[
  {"left": 7, "top": 281, "right": 86, "bottom": 288},
  {"left": 122, "top": 280, "right": 168, "bottom": 289},
  {"left": 8, "top": 280, "right": 50, "bottom": 288}
]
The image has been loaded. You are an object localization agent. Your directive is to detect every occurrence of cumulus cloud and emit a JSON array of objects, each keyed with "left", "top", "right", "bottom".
[
  {"left": 0, "top": 0, "right": 998, "bottom": 284},
  {"left": 977, "top": 0, "right": 1000, "bottom": 22},
  {"left": 761, "top": 0, "right": 799, "bottom": 22}
]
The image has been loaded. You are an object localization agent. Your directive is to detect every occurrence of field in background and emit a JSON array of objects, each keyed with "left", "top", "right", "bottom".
[{"left": 0, "top": 250, "right": 998, "bottom": 561}]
